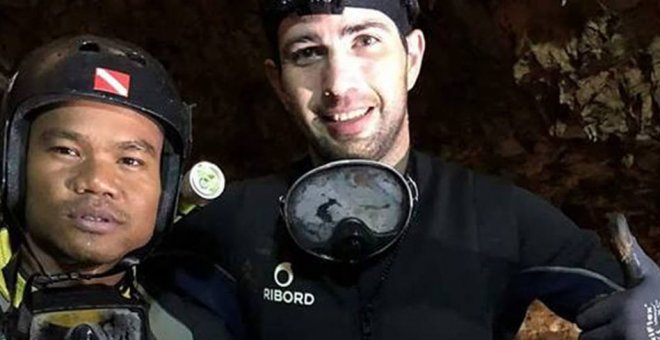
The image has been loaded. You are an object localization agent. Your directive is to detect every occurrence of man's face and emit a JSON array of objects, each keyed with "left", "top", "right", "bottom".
[
  {"left": 24, "top": 100, "right": 164, "bottom": 269},
  {"left": 266, "top": 7, "right": 425, "bottom": 164}
]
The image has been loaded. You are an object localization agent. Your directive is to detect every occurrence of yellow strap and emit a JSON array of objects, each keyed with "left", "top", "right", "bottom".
[
  {"left": 0, "top": 228, "right": 11, "bottom": 268},
  {"left": 0, "top": 228, "right": 12, "bottom": 304},
  {"left": 35, "top": 309, "right": 104, "bottom": 327},
  {"left": 0, "top": 228, "right": 29, "bottom": 307},
  {"left": 13, "top": 274, "right": 25, "bottom": 307}
]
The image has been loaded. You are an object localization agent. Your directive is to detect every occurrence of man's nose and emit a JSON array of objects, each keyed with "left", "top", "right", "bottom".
[
  {"left": 69, "top": 157, "right": 119, "bottom": 199},
  {"left": 320, "top": 50, "right": 361, "bottom": 108}
]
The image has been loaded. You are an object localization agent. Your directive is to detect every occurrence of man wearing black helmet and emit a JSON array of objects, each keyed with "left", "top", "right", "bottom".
[
  {"left": 170, "top": 1, "right": 660, "bottom": 339},
  {"left": 0, "top": 35, "right": 235, "bottom": 339}
]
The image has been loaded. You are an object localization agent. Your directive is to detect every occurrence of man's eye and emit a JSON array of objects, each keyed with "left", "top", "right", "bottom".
[
  {"left": 119, "top": 157, "right": 145, "bottom": 168},
  {"left": 50, "top": 146, "right": 79, "bottom": 157},
  {"left": 355, "top": 35, "right": 380, "bottom": 48},
  {"left": 290, "top": 46, "right": 325, "bottom": 65}
]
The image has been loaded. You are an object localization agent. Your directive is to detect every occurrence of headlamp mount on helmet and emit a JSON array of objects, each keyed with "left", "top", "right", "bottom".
[{"left": 293, "top": 0, "right": 345, "bottom": 15}]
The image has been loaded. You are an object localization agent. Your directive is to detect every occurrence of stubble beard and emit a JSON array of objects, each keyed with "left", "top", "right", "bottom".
[
  {"left": 23, "top": 226, "right": 104, "bottom": 274},
  {"left": 309, "top": 101, "right": 408, "bottom": 163}
]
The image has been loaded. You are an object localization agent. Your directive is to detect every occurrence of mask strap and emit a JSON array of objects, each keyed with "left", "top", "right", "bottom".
[{"left": 357, "top": 208, "right": 414, "bottom": 340}]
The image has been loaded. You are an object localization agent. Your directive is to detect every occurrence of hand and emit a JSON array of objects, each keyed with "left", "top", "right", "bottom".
[{"left": 577, "top": 214, "right": 660, "bottom": 340}]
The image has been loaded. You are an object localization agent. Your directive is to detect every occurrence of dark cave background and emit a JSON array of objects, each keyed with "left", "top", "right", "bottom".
[{"left": 1, "top": 0, "right": 659, "bottom": 338}]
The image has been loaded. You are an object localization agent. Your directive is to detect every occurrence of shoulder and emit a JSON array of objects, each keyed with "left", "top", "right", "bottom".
[
  {"left": 412, "top": 150, "right": 566, "bottom": 237},
  {"left": 173, "top": 172, "right": 288, "bottom": 235},
  {"left": 138, "top": 254, "right": 241, "bottom": 340},
  {"left": 227, "top": 173, "right": 290, "bottom": 205},
  {"left": 412, "top": 150, "right": 521, "bottom": 204},
  {"left": 193, "top": 172, "right": 288, "bottom": 217}
]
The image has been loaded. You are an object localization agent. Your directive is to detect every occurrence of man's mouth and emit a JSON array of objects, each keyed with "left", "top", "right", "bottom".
[
  {"left": 321, "top": 108, "right": 371, "bottom": 123},
  {"left": 80, "top": 215, "right": 111, "bottom": 223},
  {"left": 66, "top": 206, "right": 125, "bottom": 234},
  {"left": 318, "top": 107, "right": 374, "bottom": 137}
]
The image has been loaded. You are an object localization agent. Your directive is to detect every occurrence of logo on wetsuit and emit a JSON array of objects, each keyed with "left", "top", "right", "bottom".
[
  {"left": 646, "top": 300, "right": 660, "bottom": 339},
  {"left": 263, "top": 262, "right": 315, "bottom": 306}
]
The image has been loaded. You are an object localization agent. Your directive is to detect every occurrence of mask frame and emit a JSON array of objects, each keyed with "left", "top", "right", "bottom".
[{"left": 280, "top": 159, "right": 418, "bottom": 264}]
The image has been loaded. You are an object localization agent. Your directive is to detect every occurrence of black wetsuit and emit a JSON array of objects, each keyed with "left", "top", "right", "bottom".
[{"left": 169, "top": 151, "right": 624, "bottom": 339}]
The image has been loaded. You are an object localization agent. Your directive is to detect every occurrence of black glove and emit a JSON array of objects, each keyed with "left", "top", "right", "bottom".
[{"left": 576, "top": 214, "right": 660, "bottom": 340}]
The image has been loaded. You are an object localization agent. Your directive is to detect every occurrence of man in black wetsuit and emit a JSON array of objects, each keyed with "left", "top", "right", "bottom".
[{"left": 170, "top": 1, "right": 660, "bottom": 339}]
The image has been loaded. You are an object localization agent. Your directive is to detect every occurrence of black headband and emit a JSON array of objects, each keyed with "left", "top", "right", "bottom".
[
  {"left": 261, "top": 0, "right": 419, "bottom": 61},
  {"left": 293, "top": 0, "right": 416, "bottom": 34}
]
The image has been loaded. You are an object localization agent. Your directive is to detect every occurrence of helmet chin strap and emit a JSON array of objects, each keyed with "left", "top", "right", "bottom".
[
  {"left": 20, "top": 237, "right": 139, "bottom": 288},
  {"left": 29, "top": 257, "right": 140, "bottom": 286}
]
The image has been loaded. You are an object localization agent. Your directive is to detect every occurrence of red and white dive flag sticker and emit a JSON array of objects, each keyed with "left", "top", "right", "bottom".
[{"left": 93, "top": 67, "right": 131, "bottom": 97}]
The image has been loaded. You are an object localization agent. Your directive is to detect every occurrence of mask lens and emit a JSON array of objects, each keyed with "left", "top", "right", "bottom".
[
  {"left": 283, "top": 160, "right": 415, "bottom": 263},
  {"left": 29, "top": 308, "right": 144, "bottom": 340}
]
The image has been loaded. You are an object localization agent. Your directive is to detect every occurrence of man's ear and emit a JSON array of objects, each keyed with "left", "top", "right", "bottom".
[
  {"left": 264, "top": 59, "right": 289, "bottom": 107},
  {"left": 404, "top": 29, "right": 426, "bottom": 91}
]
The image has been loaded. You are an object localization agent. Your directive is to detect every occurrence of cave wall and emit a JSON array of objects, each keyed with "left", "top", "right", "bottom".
[{"left": 1, "top": 1, "right": 659, "bottom": 338}]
